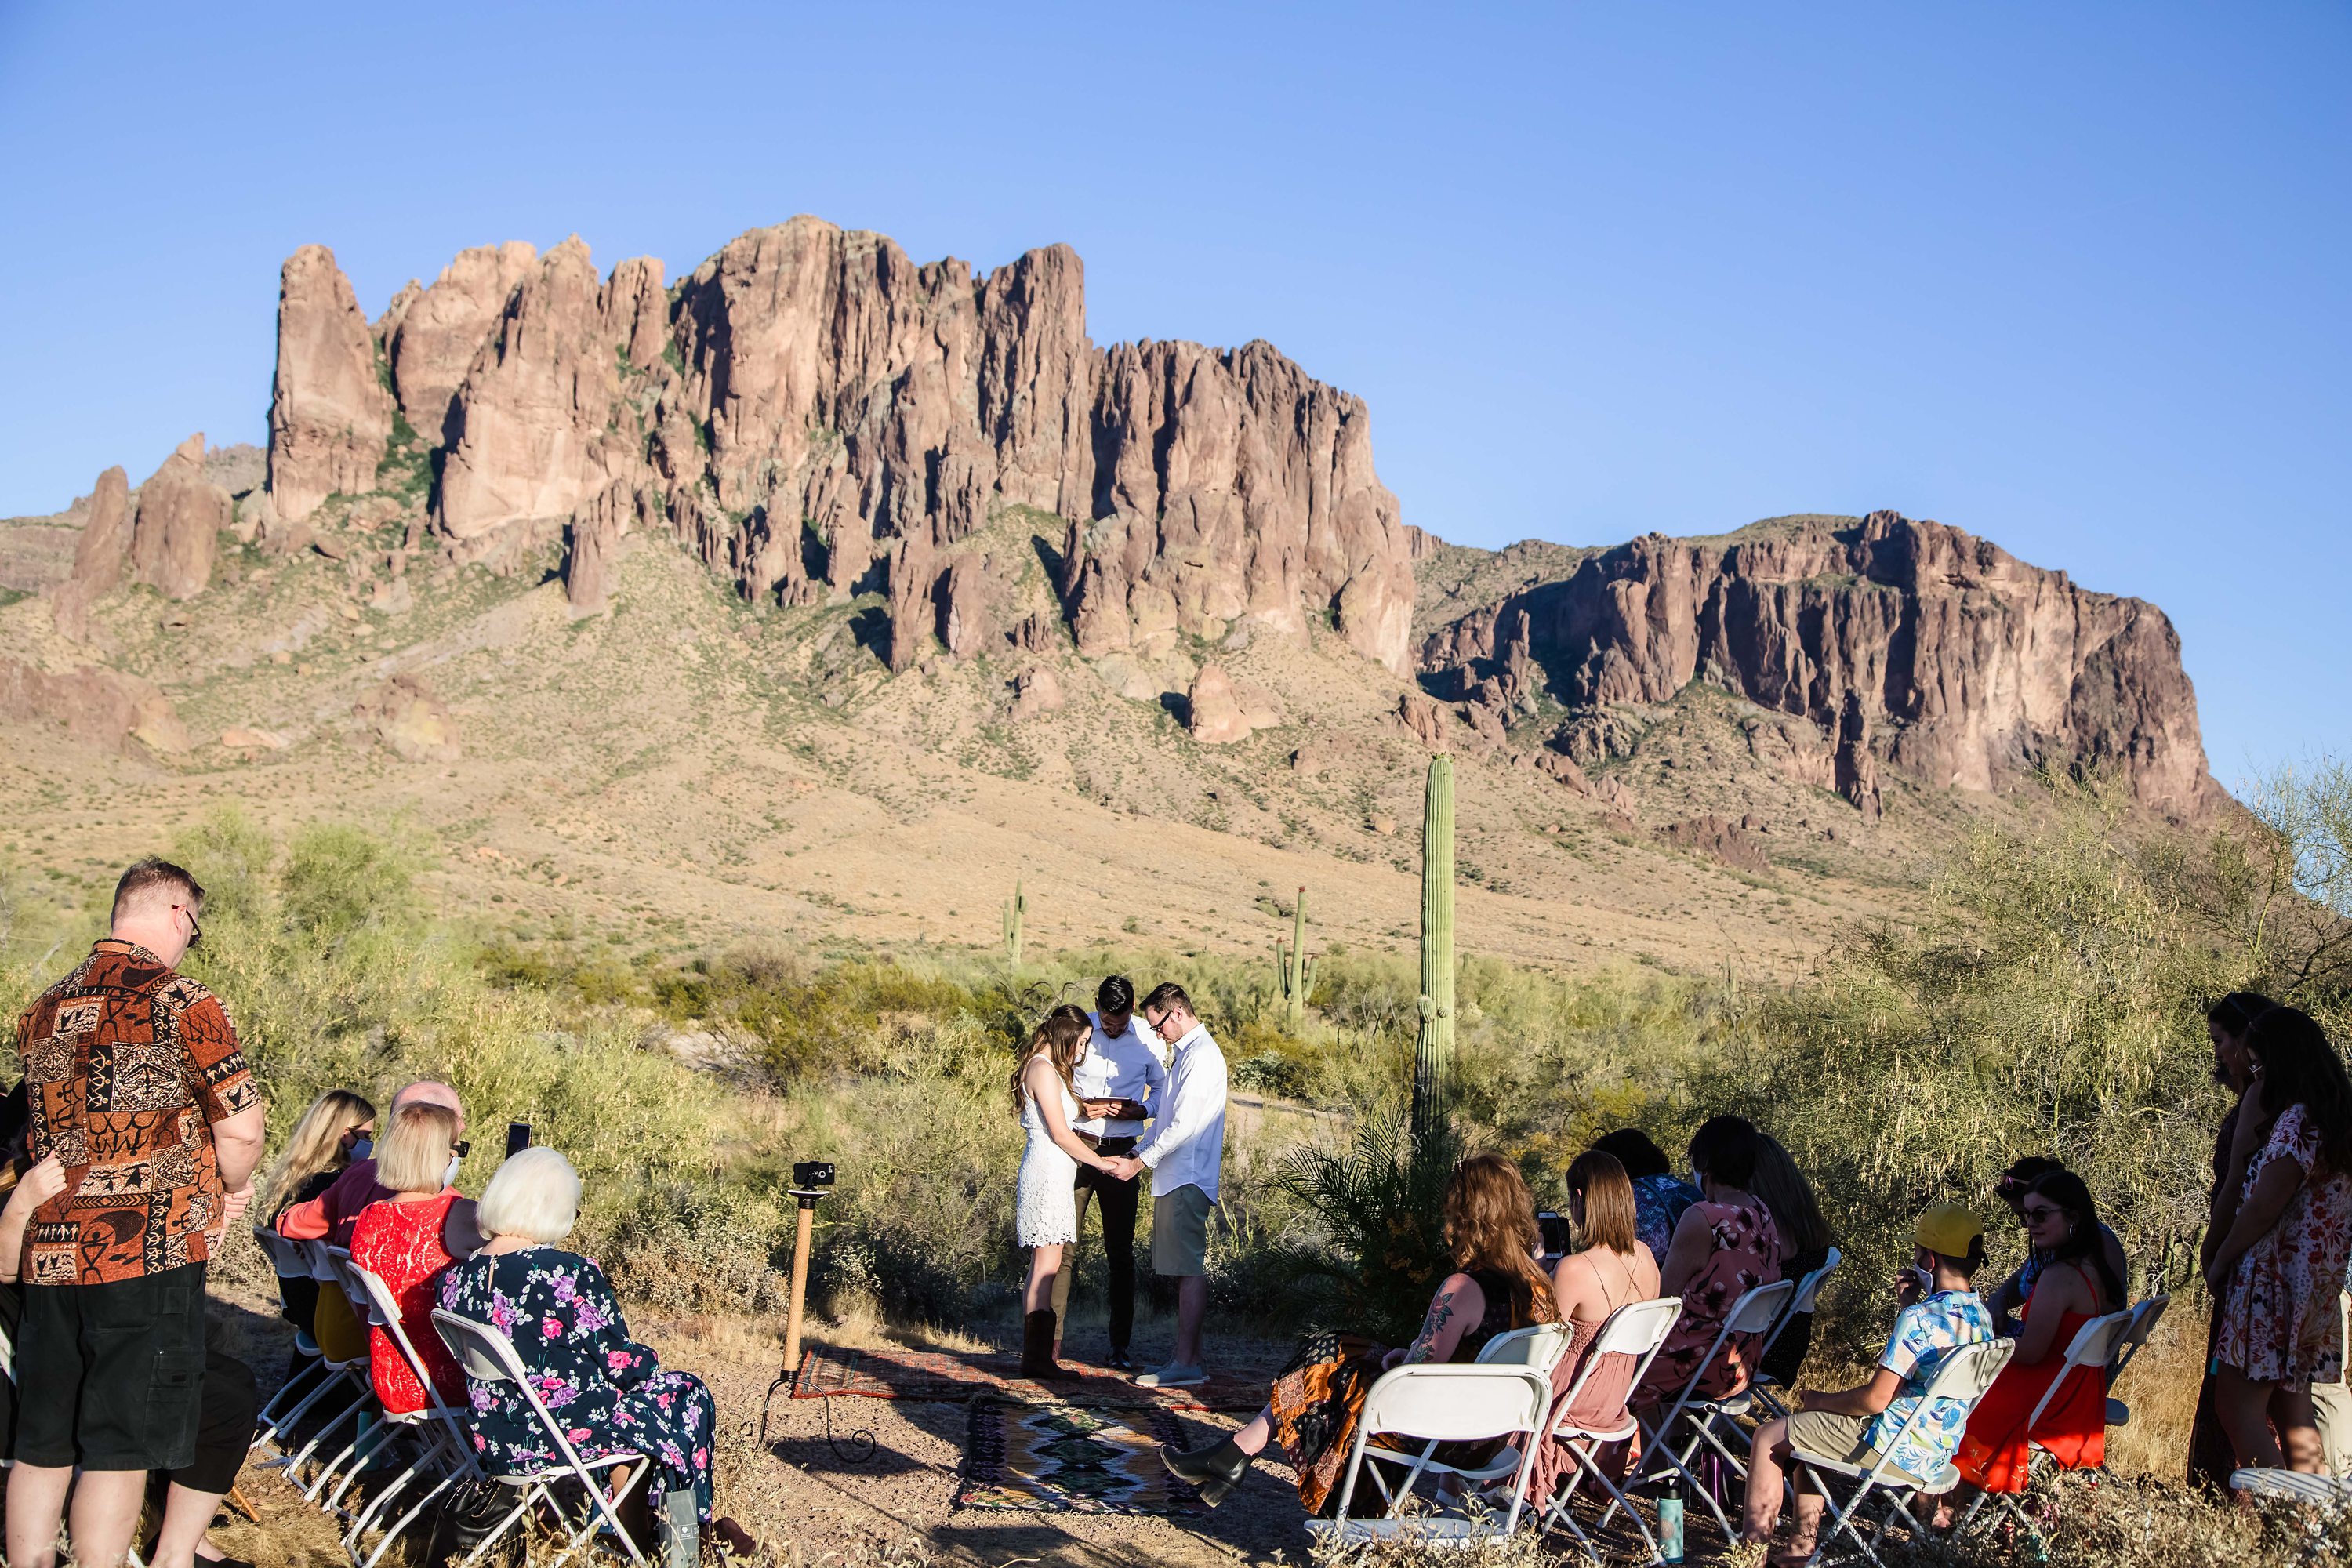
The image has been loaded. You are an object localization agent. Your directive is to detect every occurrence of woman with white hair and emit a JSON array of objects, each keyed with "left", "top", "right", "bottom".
[{"left": 436, "top": 1147, "right": 754, "bottom": 1565}]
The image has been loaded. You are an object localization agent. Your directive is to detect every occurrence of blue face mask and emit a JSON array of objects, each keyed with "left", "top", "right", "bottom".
[{"left": 347, "top": 1137, "right": 373, "bottom": 1162}]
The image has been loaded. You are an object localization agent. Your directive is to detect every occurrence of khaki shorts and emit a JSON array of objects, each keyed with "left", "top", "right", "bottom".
[
  {"left": 1786, "top": 1408, "right": 1930, "bottom": 1487},
  {"left": 1152, "top": 1185, "right": 1212, "bottom": 1276}
]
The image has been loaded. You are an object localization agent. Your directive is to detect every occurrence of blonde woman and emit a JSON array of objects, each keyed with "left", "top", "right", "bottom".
[
  {"left": 262, "top": 1088, "right": 377, "bottom": 1222},
  {"left": 347, "top": 1102, "right": 479, "bottom": 1415},
  {"left": 1011, "top": 1004, "right": 1116, "bottom": 1377}
]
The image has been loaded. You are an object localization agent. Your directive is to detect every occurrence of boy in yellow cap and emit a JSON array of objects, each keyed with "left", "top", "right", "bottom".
[{"left": 1739, "top": 1203, "right": 1997, "bottom": 1563}]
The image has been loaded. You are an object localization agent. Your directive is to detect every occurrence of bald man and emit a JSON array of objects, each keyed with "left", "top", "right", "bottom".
[
  {"left": 11, "top": 857, "right": 267, "bottom": 1568},
  {"left": 278, "top": 1080, "right": 466, "bottom": 1248}
]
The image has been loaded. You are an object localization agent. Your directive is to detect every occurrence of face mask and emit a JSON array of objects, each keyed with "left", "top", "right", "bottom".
[
  {"left": 1912, "top": 1264, "right": 1936, "bottom": 1296},
  {"left": 442, "top": 1152, "right": 463, "bottom": 1189},
  {"left": 347, "top": 1138, "right": 373, "bottom": 1162}
]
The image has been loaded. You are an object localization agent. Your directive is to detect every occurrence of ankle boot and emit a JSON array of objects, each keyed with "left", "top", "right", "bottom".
[
  {"left": 1160, "top": 1435, "right": 1253, "bottom": 1506},
  {"left": 1020, "top": 1309, "right": 1061, "bottom": 1377}
]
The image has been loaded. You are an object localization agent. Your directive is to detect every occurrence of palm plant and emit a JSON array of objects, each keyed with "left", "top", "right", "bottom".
[{"left": 1278, "top": 1110, "right": 1465, "bottom": 1343}]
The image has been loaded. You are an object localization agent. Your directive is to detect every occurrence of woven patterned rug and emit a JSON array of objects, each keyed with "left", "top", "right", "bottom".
[
  {"left": 790, "top": 1343, "right": 1260, "bottom": 1411},
  {"left": 956, "top": 1399, "right": 1206, "bottom": 1515}
]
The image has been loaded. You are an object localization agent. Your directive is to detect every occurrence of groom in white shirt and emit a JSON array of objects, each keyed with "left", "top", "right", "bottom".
[
  {"left": 1051, "top": 975, "right": 1167, "bottom": 1370},
  {"left": 1105, "top": 982, "right": 1228, "bottom": 1389}
]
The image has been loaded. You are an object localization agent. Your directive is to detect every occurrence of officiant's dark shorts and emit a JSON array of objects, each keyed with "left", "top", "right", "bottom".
[{"left": 1152, "top": 1185, "right": 1211, "bottom": 1276}]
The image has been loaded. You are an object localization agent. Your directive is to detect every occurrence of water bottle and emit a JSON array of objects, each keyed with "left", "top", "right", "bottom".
[{"left": 1657, "top": 1470, "right": 1686, "bottom": 1563}]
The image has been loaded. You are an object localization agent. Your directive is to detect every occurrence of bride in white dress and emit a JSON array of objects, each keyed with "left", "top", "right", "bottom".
[{"left": 1014, "top": 1004, "right": 1117, "bottom": 1377}]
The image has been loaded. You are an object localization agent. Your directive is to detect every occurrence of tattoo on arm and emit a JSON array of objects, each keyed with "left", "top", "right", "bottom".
[{"left": 1406, "top": 1288, "right": 1458, "bottom": 1365}]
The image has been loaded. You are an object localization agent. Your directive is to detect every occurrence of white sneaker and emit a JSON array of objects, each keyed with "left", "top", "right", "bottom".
[{"left": 1135, "top": 1362, "right": 1207, "bottom": 1388}]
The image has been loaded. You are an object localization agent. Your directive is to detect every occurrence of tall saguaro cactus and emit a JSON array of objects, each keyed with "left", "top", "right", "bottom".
[
  {"left": 1276, "top": 887, "right": 1316, "bottom": 1034},
  {"left": 1004, "top": 880, "right": 1025, "bottom": 969},
  {"left": 1410, "top": 755, "right": 1456, "bottom": 1139}
]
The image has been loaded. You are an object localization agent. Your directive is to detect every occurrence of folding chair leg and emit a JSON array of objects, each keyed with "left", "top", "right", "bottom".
[
  {"left": 342, "top": 1433, "right": 429, "bottom": 1548},
  {"left": 253, "top": 1365, "right": 356, "bottom": 1454},
  {"left": 254, "top": 1356, "right": 329, "bottom": 1441},
  {"left": 278, "top": 1383, "right": 371, "bottom": 1486},
  {"left": 458, "top": 1486, "right": 542, "bottom": 1568},
  {"left": 358, "top": 1468, "right": 463, "bottom": 1568}
]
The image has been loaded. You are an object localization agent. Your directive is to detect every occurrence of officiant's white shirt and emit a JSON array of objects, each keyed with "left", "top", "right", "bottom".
[
  {"left": 1136, "top": 1021, "right": 1228, "bottom": 1200},
  {"left": 1073, "top": 1010, "right": 1168, "bottom": 1139}
]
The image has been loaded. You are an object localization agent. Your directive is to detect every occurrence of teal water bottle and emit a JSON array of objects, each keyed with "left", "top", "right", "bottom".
[{"left": 1657, "top": 1470, "right": 1686, "bottom": 1563}]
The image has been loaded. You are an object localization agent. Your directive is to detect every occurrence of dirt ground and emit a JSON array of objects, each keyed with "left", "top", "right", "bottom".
[{"left": 201, "top": 1265, "right": 2212, "bottom": 1568}]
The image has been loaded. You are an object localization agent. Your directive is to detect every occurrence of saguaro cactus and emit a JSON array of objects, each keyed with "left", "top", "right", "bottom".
[
  {"left": 1411, "top": 754, "right": 1455, "bottom": 1139},
  {"left": 1004, "top": 880, "right": 1025, "bottom": 968},
  {"left": 1276, "top": 887, "right": 1316, "bottom": 1034}
]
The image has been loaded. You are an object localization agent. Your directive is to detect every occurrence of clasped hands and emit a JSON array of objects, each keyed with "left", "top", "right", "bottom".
[{"left": 1098, "top": 1154, "right": 1145, "bottom": 1181}]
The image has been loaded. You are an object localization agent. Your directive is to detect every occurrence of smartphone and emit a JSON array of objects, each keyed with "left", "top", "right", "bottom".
[{"left": 506, "top": 1121, "right": 532, "bottom": 1157}]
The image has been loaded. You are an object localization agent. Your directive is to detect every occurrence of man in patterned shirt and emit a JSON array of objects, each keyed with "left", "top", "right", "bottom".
[
  {"left": 7, "top": 858, "right": 267, "bottom": 1568},
  {"left": 1738, "top": 1203, "right": 1996, "bottom": 1562}
]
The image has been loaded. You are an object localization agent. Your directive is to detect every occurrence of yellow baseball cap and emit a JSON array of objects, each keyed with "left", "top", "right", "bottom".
[{"left": 1915, "top": 1203, "right": 1984, "bottom": 1258}]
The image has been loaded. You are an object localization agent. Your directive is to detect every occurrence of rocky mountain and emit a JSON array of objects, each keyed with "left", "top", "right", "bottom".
[
  {"left": 265, "top": 220, "right": 1416, "bottom": 678},
  {"left": 1414, "top": 514, "right": 2217, "bottom": 819},
  {"left": 3, "top": 216, "right": 2217, "bottom": 850}
]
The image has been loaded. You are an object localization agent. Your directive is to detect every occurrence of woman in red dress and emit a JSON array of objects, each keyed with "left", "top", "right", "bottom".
[
  {"left": 1955, "top": 1171, "right": 2125, "bottom": 1491},
  {"left": 348, "top": 1100, "right": 481, "bottom": 1414}
]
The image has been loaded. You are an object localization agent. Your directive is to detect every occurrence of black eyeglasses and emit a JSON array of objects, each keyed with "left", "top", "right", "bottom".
[
  {"left": 452, "top": 1141, "right": 471, "bottom": 1158},
  {"left": 176, "top": 903, "right": 202, "bottom": 950},
  {"left": 2019, "top": 1204, "right": 2063, "bottom": 1224}
]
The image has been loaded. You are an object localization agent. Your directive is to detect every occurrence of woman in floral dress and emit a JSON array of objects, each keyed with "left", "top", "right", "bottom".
[
  {"left": 2206, "top": 1006, "right": 2352, "bottom": 1479},
  {"left": 437, "top": 1148, "right": 754, "bottom": 1562},
  {"left": 1633, "top": 1115, "right": 1784, "bottom": 1412}
]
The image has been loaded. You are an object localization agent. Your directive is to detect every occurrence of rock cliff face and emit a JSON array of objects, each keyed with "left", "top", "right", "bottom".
[
  {"left": 268, "top": 246, "right": 394, "bottom": 524},
  {"left": 1417, "top": 511, "right": 2216, "bottom": 816},
  {"left": 128, "top": 435, "right": 231, "bottom": 601},
  {"left": 263, "top": 217, "right": 1417, "bottom": 673},
  {"left": 50, "top": 466, "right": 131, "bottom": 638}
]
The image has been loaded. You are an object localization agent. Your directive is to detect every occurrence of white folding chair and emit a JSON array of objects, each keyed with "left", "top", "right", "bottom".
[
  {"left": 2230, "top": 1468, "right": 2352, "bottom": 1506},
  {"left": 263, "top": 1241, "right": 377, "bottom": 1490},
  {"left": 1537, "top": 1296, "right": 1684, "bottom": 1566},
  {"left": 338, "top": 1261, "right": 485, "bottom": 1568},
  {"left": 1359, "top": 1323, "right": 1581, "bottom": 1504},
  {"left": 1752, "top": 1249, "right": 1844, "bottom": 1419},
  {"left": 433, "top": 1307, "right": 653, "bottom": 1566},
  {"left": 2103, "top": 1294, "right": 2170, "bottom": 1428},
  {"left": 1640, "top": 1278, "right": 1797, "bottom": 1541},
  {"left": 249, "top": 1225, "right": 332, "bottom": 1443},
  {"left": 1787, "top": 1337, "right": 2016, "bottom": 1567},
  {"left": 301, "top": 1247, "right": 394, "bottom": 1505},
  {"left": 1959, "top": 1308, "right": 2132, "bottom": 1534},
  {"left": 1303, "top": 1363, "right": 1556, "bottom": 1548}
]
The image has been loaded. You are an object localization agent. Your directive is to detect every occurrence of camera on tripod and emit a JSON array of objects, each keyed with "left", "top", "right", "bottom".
[{"left": 793, "top": 1160, "right": 835, "bottom": 1190}]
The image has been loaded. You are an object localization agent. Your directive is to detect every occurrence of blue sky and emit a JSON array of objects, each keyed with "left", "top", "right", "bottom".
[{"left": 2, "top": 2, "right": 2344, "bottom": 786}]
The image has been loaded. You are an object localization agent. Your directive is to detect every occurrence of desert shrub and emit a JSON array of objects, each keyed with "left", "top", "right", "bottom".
[{"left": 1695, "top": 776, "right": 2348, "bottom": 1363}]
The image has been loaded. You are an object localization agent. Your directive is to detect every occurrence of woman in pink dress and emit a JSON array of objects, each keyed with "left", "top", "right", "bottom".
[
  {"left": 349, "top": 1100, "right": 481, "bottom": 1414},
  {"left": 2205, "top": 1006, "right": 2352, "bottom": 1479},
  {"left": 1530, "top": 1149, "right": 1664, "bottom": 1508},
  {"left": 1634, "top": 1116, "right": 1784, "bottom": 1412}
]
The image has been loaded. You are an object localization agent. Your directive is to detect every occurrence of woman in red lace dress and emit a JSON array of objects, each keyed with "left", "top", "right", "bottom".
[
  {"left": 349, "top": 1101, "right": 481, "bottom": 1414},
  {"left": 1955, "top": 1171, "right": 2125, "bottom": 1492}
]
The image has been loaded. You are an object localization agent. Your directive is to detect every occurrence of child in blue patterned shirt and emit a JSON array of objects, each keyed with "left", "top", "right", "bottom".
[{"left": 1738, "top": 1203, "right": 1996, "bottom": 1566}]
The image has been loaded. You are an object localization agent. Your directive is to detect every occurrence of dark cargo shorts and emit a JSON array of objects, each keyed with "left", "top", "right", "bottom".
[{"left": 16, "top": 1260, "right": 209, "bottom": 1471}]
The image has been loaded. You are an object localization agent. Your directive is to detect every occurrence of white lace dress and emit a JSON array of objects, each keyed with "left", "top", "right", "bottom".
[{"left": 1015, "top": 1067, "right": 1083, "bottom": 1247}]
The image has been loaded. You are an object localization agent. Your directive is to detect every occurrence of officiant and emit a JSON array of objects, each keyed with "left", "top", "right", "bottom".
[{"left": 1049, "top": 975, "right": 1167, "bottom": 1370}]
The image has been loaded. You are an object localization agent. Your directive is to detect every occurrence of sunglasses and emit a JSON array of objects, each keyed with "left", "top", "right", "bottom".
[
  {"left": 2020, "top": 1204, "right": 2063, "bottom": 1224},
  {"left": 452, "top": 1141, "right": 471, "bottom": 1159},
  {"left": 175, "top": 902, "right": 202, "bottom": 950}
]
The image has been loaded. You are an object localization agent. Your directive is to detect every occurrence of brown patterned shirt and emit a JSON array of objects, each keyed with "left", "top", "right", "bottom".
[{"left": 16, "top": 939, "right": 260, "bottom": 1286}]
